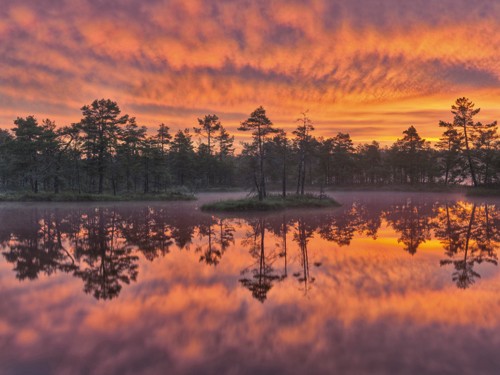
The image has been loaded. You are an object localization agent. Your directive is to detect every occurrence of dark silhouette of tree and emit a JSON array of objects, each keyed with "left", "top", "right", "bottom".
[
  {"left": 293, "top": 111, "right": 315, "bottom": 195},
  {"left": 356, "top": 141, "right": 384, "bottom": 185},
  {"left": 267, "top": 129, "right": 290, "bottom": 197},
  {"left": 79, "top": 99, "right": 129, "bottom": 194},
  {"left": 0, "top": 129, "right": 13, "bottom": 189},
  {"left": 473, "top": 120, "right": 499, "bottom": 185},
  {"left": 436, "top": 122, "right": 463, "bottom": 185},
  {"left": 214, "top": 125, "right": 235, "bottom": 186},
  {"left": 169, "top": 129, "right": 195, "bottom": 186},
  {"left": 10, "top": 116, "right": 59, "bottom": 193},
  {"left": 389, "top": 126, "right": 432, "bottom": 185},
  {"left": 195, "top": 114, "right": 220, "bottom": 156},
  {"left": 194, "top": 114, "right": 221, "bottom": 186},
  {"left": 0, "top": 98, "right": 497, "bottom": 195},
  {"left": 156, "top": 123, "right": 172, "bottom": 156},
  {"left": 330, "top": 132, "right": 355, "bottom": 185},
  {"left": 238, "top": 106, "right": 278, "bottom": 200},
  {"left": 117, "top": 118, "right": 147, "bottom": 193},
  {"left": 439, "top": 98, "right": 482, "bottom": 186}
]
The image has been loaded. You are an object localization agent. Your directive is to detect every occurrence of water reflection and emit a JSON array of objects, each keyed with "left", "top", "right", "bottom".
[
  {"left": 383, "top": 199, "right": 435, "bottom": 255},
  {"left": 1, "top": 198, "right": 499, "bottom": 302},
  {"left": 196, "top": 218, "right": 235, "bottom": 266},
  {"left": 239, "top": 218, "right": 284, "bottom": 302},
  {"left": 437, "top": 202, "right": 499, "bottom": 288}
]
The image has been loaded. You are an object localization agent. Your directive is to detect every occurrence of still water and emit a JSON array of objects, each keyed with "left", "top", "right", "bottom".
[{"left": 0, "top": 192, "right": 499, "bottom": 375}]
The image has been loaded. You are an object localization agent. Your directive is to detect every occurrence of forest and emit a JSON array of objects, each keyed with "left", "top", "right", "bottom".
[{"left": 0, "top": 97, "right": 498, "bottom": 196}]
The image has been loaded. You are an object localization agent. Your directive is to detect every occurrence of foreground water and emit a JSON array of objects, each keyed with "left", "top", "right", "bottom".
[{"left": 0, "top": 192, "right": 499, "bottom": 375}]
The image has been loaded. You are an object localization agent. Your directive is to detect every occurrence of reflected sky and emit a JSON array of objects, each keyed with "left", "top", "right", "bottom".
[{"left": 0, "top": 193, "right": 499, "bottom": 374}]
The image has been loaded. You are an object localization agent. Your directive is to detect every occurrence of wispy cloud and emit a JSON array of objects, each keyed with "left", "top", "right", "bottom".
[{"left": 0, "top": 0, "right": 499, "bottom": 142}]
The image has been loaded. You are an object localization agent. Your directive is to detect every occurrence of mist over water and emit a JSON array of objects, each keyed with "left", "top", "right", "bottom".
[{"left": 0, "top": 192, "right": 499, "bottom": 374}]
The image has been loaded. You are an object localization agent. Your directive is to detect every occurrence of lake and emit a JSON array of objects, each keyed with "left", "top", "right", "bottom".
[{"left": 0, "top": 192, "right": 499, "bottom": 375}]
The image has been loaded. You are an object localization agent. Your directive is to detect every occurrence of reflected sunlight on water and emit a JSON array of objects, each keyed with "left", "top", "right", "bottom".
[{"left": 0, "top": 193, "right": 499, "bottom": 374}]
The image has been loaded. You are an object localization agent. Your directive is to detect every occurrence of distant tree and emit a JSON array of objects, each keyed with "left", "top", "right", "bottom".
[
  {"left": 238, "top": 106, "right": 278, "bottom": 200},
  {"left": 79, "top": 99, "right": 129, "bottom": 194},
  {"left": 390, "top": 126, "right": 430, "bottom": 184},
  {"left": 169, "top": 129, "right": 195, "bottom": 186},
  {"left": 194, "top": 114, "right": 220, "bottom": 155},
  {"left": 0, "top": 129, "right": 13, "bottom": 188},
  {"left": 356, "top": 141, "right": 383, "bottom": 184},
  {"left": 317, "top": 137, "right": 334, "bottom": 186},
  {"left": 156, "top": 123, "right": 172, "bottom": 156},
  {"left": 439, "top": 98, "right": 479, "bottom": 186},
  {"left": 194, "top": 114, "right": 222, "bottom": 186},
  {"left": 331, "top": 132, "right": 355, "bottom": 185},
  {"left": 117, "top": 118, "right": 147, "bottom": 193},
  {"left": 216, "top": 125, "right": 234, "bottom": 160},
  {"left": 10, "top": 116, "right": 59, "bottom": 193},
  {"left": 472, "top": 120, "right": 499, "bottom": 185},
  {"left": 436, "top": 122, "right": 463, "bottom": 185},
  {"left": 215, "top": 125, "right": 235, "bottom": 186},
  {"left": 293, "top": 111, "right": 315, "bottom": 195},
  {"left": 269, "top": 130, "right": 289, "bottom": 197}
]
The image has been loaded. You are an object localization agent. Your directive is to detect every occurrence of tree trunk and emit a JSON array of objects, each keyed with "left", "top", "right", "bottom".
[
  {"left": 463, "top": 125, "right": 478, "bottom": 187},
  {"left": 282, "top": 147, "right": 286, "bottom": 198}
]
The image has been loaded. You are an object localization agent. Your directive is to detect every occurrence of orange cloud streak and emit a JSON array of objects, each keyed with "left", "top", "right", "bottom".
[{"left": 0, "top": 0, "right": 499, "bottom": 145}]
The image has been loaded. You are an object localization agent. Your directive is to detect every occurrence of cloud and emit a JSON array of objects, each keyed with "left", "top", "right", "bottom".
[{"left": 0, "top": 0, "right": 499, "bottom": 143}]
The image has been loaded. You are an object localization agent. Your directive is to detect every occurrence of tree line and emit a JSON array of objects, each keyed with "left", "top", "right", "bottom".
[{"left": 0, "top": 97, "right": 498, "bottom": 196}]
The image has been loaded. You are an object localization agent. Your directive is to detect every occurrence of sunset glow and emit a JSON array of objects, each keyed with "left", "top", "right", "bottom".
[{"left": 1, "top": 0, "right": 499, "bottom": 144}]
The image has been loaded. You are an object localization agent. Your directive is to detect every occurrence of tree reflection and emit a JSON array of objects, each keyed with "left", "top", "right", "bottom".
[
  {"left": 72, "top": 208, "right": 139, "bottom": 300},
  {"left": 196, "top": 217, "right": 235, "bottom": 266},
  {"left": 120, "top": 207, "right": 173, "bottom": 261},
  {"left": 383, "top": 199, "right": 435, "bottom": 254},
  {"left": 317, "top": 202, "right": 382, "bottom": 246},
  {"left": 239, "top": 218, "right": 283, "bottom": 302},
  {"left": 1, "top": 198, "right": 499, "bottom": 301},
  {"left": 1, "top": 209, "right": 77, "bottom": 280},
  {"left": 437, "top": 202, "right": 499, "bottom": 288},
  {"left": 292, "top": 217, "right": 317, "bottom": 294}
]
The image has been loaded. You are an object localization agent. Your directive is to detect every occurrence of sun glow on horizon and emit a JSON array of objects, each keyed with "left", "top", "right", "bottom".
[{"left": 0, "top": 0, "right": 499, "bottom": 144}]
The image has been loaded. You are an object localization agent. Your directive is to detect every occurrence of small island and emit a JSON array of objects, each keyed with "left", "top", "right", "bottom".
[
  {"left": 201, "top": 193, "right": 340, "bottom": 212},
  {"left": 0, "top": 190, "right": 196, "bottom": 202}
]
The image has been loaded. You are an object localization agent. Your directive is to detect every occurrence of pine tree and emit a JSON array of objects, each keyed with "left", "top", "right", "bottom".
[{"left": 238, "top": 106, "right": 277, "bottom": 200}]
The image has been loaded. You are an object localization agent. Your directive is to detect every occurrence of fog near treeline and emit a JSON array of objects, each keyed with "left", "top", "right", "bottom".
[{"left": 0, "top": 97, "right": 498, "bottom": 195}]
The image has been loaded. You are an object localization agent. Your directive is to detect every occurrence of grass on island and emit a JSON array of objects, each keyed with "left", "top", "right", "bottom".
[
  {"left": 0, "top": 190, "right": 196, "bottom": 202},
  {"left": 201, "top": 193, "right": 340, "bottom": 212},
  {"left": 465, "top": 187, "right": 500, "bottom": 197}
]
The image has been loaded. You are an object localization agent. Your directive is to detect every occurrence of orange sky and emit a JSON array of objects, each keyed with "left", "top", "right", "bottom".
[{"left": 0, "top": 0, "right": 499, "bottom": 145}]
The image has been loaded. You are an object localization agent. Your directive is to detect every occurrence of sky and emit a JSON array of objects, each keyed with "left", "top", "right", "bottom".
[{"left": 0, "top": 0, "right": 499, "bottom": 145}]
